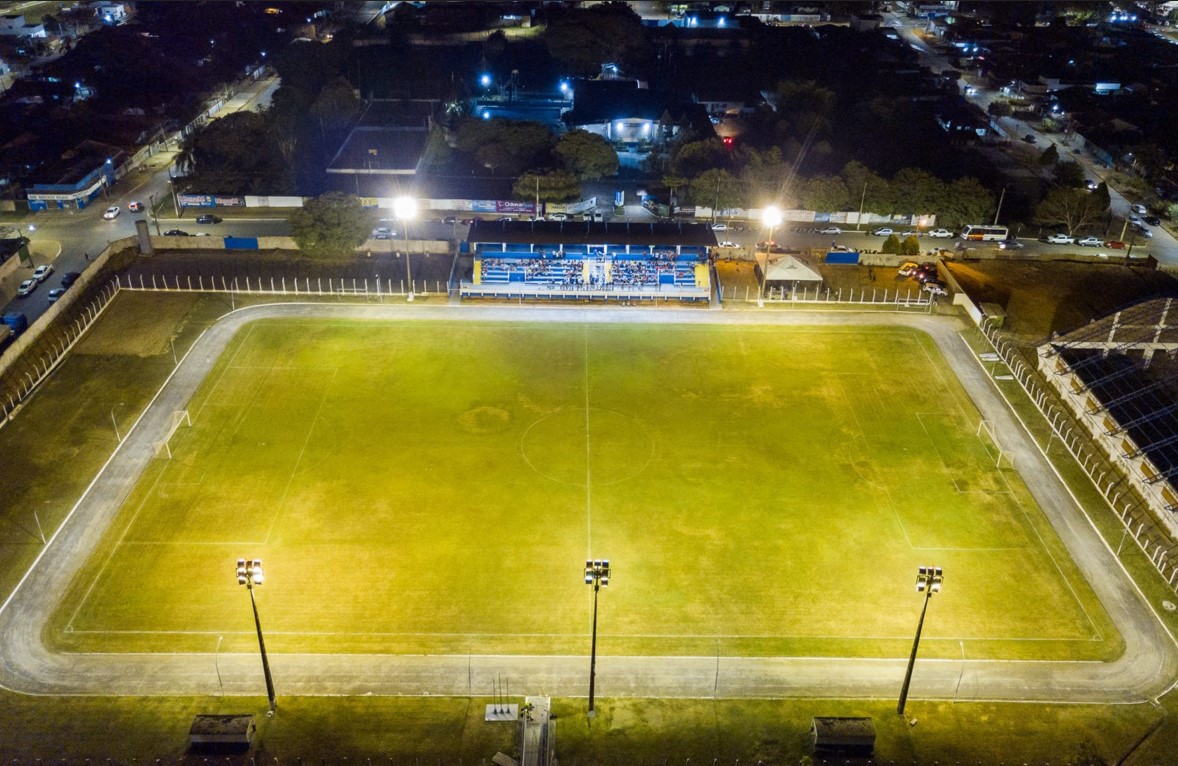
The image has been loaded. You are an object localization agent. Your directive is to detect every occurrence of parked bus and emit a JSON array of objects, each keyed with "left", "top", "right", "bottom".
[{"left": 960, "top": 225, "right": 1009, "bottom": 241}]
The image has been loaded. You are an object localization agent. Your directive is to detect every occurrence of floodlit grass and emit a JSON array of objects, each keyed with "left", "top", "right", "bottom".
[{"left": 49, "top": 320, "right": 1118, "bottom": 661}]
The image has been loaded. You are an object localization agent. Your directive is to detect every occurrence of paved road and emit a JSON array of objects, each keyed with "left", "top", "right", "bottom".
[{"left": 0, "top": 304, "right": 1175, "bottom": 704}]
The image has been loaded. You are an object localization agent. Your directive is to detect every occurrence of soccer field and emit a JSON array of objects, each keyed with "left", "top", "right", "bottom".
[{"left": 49, "top": 319, "right": 1118, "bottom": 661}]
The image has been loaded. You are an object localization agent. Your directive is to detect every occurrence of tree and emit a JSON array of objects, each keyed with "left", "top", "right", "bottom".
[
  {"left": 890, "top": 168, "right": 947, "bottom": 217},
  {"left": 1039, "top": 144, "right": 1059, "bottom": 165},
  {"left": 290, "top": 193, "right": 373, "bottom": 258},
  {"left": 454, "top": 118, "right": 554, "bottom": 176},
  {"left": 545, "top": 3, "right": 651, "bottom": 76},
  {"left": 514, "top": 170, "right": 581, "bottom": 203},
  {"left": 1053, "top": 161, "right": 1086, "bottom": 188},
  {"left": 309, "top": 77, "right": 362, "bottom": 141},
  {"left": 661, "top": 174, "right": 689, "bottom": 208},
  {"left": 939, "top": 177, "right": 995, "bottom": 229},
  {"left": 670, "top": 138, "right": 731, "bottom": 177},
  {"left": 1034, "top": 188, "right": 1107, "bottom": 235},
  {"left": 800, "top": 176, "right": 850, "bottom": 213},
  {"left": 740, "top": 147, "right": 796, "bottom": 207},
  {"left": 555, "top": 130, "right": 619, "bottom": 180},
  {"left": 986, "top": 101, "right": 1013, "bottom": 118},
  {"left": 841, "top": 161, "right": 892, "bottom": 216},
  {"left": 900, "top": 235, "right": 922, "bottom": 256},
  {"left": 881, "top": 233, "right": 902, "bottom": 254},
  {"left": 177, "top": 111, "right": 292, "bottom": 194},
  {"left": 689, "top": 169, "right": 744, "bottom": 213}
]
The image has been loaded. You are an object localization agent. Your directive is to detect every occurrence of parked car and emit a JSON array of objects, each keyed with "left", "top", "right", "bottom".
[
  {"left": 32, "top": 264, "right": 54, "bottom": 282},
  {"left": 923, "top": 280, "right": 949, "bottom": 296},
  {"left": 499, "top": 216, "right": 515, "bottom": 222},
  {"left": 371, "top": 227, "right": 394, "bottom": 239},
  {"left": 899, "top": 230, "right": 923, "bottom": 238},
  {"left": 1144, "top": 215, "right": 1161, "bottom": 226},
  {"left": 1128, "top": 215, "right": 1143, "bottom": 226},
  {"left": 440, "top": 215, "right": 457, "bottom": 224},
  {"left": 998, "top": 239, "right": 1024, "bottom": 250},
  {"left": 716, "top": 241, "right": 739, "bottom": 248},
  {"left": 16, "top": 278, "right": 37, "bottom": 297},
  {"left": 163, "top": 229, "right": 190, "bottom": 237},
  {"left": 916, "top": 268, "right": 941, "bottom": 284},
  {"left": 1022, "top": 134, "right": 1037, "bottom": 143},
  {"left": 460, "top": 218, "right": 475, "bottom": 225},
  {"left": 60, "top": 271, "right": 80, "bottom": 287},
  {"left": 47, "top": 287, "right": 65, "bottom": 302},
  {"left": 897, "top": 261, "right": 920, "bottom": 276},
  {"left": 1044, "top": 234, "right": 1075, "bottom": 244},
  {"left": 195, "top": 214, "right": 222, "bottom": 224},
  {"left": 102, "top": 205, "right": 120, "bottom": 220},
  {"left": 817, "top": 226, "right": 842, "bottom": 235},
  {"left": 1085, "top": 180, "right": 1099, "bottom": 192},
  {"left": 871, "top": 227, "right": 895, "bottom": 236},
  {"left": 1077, "top": 236, "right": 1104, "bottom": 247},
  {"left": 1131, "top": 203, "right": 1148, "bottom": 216},
  {"left": 549, "top": 213, "right": 568, "bottom": 221},
  {"left": 927, "top": 228, "right": 953, "bottom": 238},
  {"left": 128, "top": 201, "right": 144, "bottom": 212},
  {"left": 711, "top": 222, "right": 728, "bottom": 231},
  {"left": 1133, "top": 225, "right": 1153, "bottom": 239},
  {"left": 756, "top": 240, "right": 777, "bottom": 250},
  {"left": 1104, "top": 240, "right": 1126, "bottom": 249}
]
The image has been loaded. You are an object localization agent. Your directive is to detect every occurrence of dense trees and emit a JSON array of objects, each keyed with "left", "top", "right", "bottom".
[
  {"left": 513, "top": 170, "right": 582, "bottom": 203},
  {"left": 176, "top": 112, "right": 292, "bottom": 194},
  {"left": 545, "top": 2, "right": 651, "bottom": 76},
  {"left": 1034, "top": 188, "right": 1107, "bottom": 235}
]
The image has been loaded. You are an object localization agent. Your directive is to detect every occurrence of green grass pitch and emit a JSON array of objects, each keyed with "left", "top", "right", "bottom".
[{"left": 49, "top": 320, "right": 1119, "bottom": 661}]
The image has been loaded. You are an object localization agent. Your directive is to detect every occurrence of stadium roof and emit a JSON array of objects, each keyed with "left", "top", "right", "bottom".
[{"left": 468, "top": 220, "right": 718, "bottom": 247}]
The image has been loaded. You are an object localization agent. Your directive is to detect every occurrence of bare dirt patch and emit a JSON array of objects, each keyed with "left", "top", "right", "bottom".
[
  {"left": 946, "top": 260, "right": 1178, "bottom": 340},
  {"left": 75, "top": 292, "right": 199, "bottom": 357}
]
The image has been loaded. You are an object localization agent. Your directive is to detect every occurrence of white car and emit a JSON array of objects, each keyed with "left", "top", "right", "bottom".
[
  {"left": 871, "top": 227, "right": 895, "bottom": 236},
  {"left": 927, "top": 228, "right": 953, "bottom": 238},
  {"left": 1077, "top": 236, "right": 1103, "bottom": 247},
  {"left": 1044, "top": 234, "right": 1075, "bottom": 245},
  {"left": 371, "top": 227, "right": 394, "bottom": 239},
  {"left": 711, "top": 223, "right": 728, "bottom": 231},
  {"left": 1085, "top": 180, "right": 1099, "bottom": 192},
  {"left": 102, "top": 205, "right": 120, "bottom": 220},
  {"left": 549, "top": 213, "right": 568, "bottom": 221},
  {"left": 899, "top": 230, "right": 923, "bottom": 238},
  {"left": 16, "top": 278, "right": 37, "bottom": 297},
  {"left": 716, "top": 240, "right": 739, "bottom": 248},
  {"left": 1131, "top": 203, "right": 1148, "bottom": 216},
  {"left": 922, "top": 281, "right": 949, "bottom": 296},
  {"left": 817, "top": 226, "right": 842, "bottom": 235},
  {"left": 32, "top": 264, "right": 54, "bottom": 282}
]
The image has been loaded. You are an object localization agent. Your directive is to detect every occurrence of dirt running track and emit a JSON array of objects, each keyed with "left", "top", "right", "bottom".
[{"left": 0, "top": 303, "right": 1175, "bottom": 704}]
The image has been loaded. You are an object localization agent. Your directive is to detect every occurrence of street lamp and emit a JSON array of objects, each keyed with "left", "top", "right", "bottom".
[
  {"left": 148, "top": 193, "right": 160, "bottom": 236},
  {"left": 584, "top": 558, "right": 611, "bottom": 717},
  {"left": 897, "top": 565, "right": 943, "bottom": 716},
  {"left": 236, "top": 558, "right": 277, "bottom": 714},
  {"left": 758, "top": 205, "right": 783, "bottom": 307},
  {"left": 394, "top": 196, "right": 417, "bottom": 301}
]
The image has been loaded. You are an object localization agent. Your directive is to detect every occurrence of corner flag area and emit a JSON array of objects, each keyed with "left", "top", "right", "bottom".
[{"left": 47, "top": 320, "right": 1119, "bottom": 663}]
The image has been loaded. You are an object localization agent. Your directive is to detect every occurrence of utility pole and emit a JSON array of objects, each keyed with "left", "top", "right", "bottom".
[{"left": 993, "top": 185, "right": 1007, "bottom": 226}]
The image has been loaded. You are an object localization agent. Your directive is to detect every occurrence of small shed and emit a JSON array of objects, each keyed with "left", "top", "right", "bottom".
[
  {"left": 759, "top": 254, "right": 823, "bottom": 289},
  {"left": 189, "top": 715, "right": 255, "bottom": 748},
  {"left": 810, "top": 716, "right": 876, "bottom": 756}
]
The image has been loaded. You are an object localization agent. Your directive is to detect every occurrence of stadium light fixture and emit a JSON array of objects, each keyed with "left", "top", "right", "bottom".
[
  {"left": 236, "top": 558, "right": 277, "bottom": 714},
  {"left": 897, "top": 565, "right": 943, "bottom": 717},
  {"left": 758, "top": 206, "right": 783, "bottom": 307},
  {"left": 393, "top": 196, "right": 417, "bottom": 302},
  {"left": 584, "top": 558, "right": 611, "bottom": 717}
]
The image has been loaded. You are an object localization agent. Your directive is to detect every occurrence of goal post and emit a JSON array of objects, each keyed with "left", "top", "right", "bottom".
[
  {"left": 155, "top": 409, "right": 192, "bottom": 459},
  {"left": 976, "top": 419, "right": 1006, "bottom": 469}
]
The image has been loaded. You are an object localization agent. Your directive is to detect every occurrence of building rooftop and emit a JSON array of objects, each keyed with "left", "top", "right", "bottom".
[{"left": 469, "top": 220, "right": 718, "bottom": 247}]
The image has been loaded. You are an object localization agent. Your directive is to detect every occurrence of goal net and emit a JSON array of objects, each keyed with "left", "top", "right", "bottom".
[{"left": 155, "top": 410, "right": 192, "bottom": 459}]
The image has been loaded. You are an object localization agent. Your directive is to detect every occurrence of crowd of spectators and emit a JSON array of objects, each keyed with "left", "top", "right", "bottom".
[{"left": 479, "top": 256, "right": 695, "bottom": 289}]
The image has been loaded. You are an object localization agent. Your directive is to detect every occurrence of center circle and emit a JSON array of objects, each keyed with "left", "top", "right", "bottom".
[{"left": 520, "top": 408, "right": 654, "bottom": 486}]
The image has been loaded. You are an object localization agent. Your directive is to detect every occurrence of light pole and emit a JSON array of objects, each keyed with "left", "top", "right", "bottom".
[
  {"left": 394, "top": 196, "right": 417, "bottom": 301},
  {"left": 110, "top": 402, "right": 125, "bottom": 442},
  {"left": 149, "top": 193, "right": 161, "bottom": 235},
  {"left": 993, "top": 185, "right": 1008, "bottom": 226},
  {"left": 236, "top": 558, "right": 277, "bottom": 714},
  {"left": 758, "top": 205, "right": 782, "bottom": 308},
  {"left": 897, "top": 565, "right": 943, "bottom": 716},
  {"left": 584, "top": 558, "right": 611, "bottom": 717}
]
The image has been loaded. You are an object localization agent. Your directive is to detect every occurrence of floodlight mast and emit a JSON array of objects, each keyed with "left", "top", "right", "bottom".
[
  {"left": 758, "top": 205, "right": 783, "bottom": 307},
  {"left": 584, "top": 558, "right": 611, "bottom": 717},
  {"left": 236, "top": 558, "right": 277, "bottom": 714},
  {"left": 897, "top": 565, "right": 943, "bottom": 716}
]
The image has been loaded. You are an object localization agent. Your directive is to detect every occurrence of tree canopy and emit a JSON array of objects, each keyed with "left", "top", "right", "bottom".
[
  {"left": 545, "top": 3, "right": 651, "bottom": 76},
  {"left": 1034, "top": 188, "right": 1107, "bottom": 235},
  {"left": 290, "top": 193, "right": 373, "bottom": 258},
  {"left": 454, "top": 118, "right": 554, "bottom": 176},
  {"left": 514, "top": 170, "right": 581, "bottom": 203},
  {"left": 176, "top": 111, "right": 292, "bottom": 194},
  {"left": 689, "top": 169, "right": 745, "bottom": 212},
  {"left": 555, "top": 130, "right": 619, "bottom": 180}
]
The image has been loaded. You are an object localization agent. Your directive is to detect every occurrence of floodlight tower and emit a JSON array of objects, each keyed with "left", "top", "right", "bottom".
[
  {"left": 236, "top": 558, "right": 277, "bottom": 714},
  {"left": 758, "top": 205, "right": 783, "bottom": 307},
  {"left": 897, "top": 565, "right": 943, "bottom": 716},
  {"left": 394, "top": 195, "right": 417, "bottom": 301},
  {"left": 584, "top": 558, "right": 611, "bottom": 717}
]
